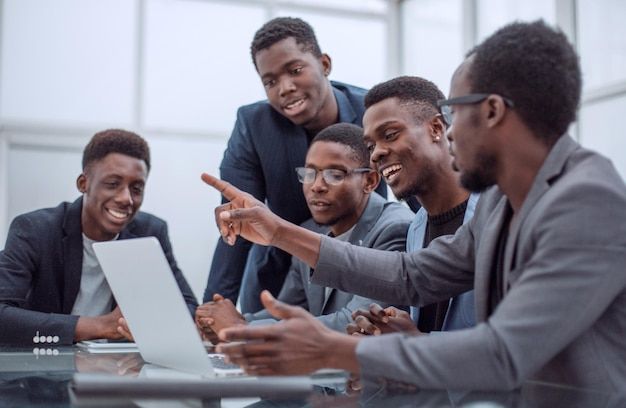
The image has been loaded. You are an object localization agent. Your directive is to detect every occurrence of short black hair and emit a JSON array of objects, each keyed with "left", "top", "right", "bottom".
[
  {"left": 82, "top": 129, "right": 150, "bottom": 171},
  {"left": 365, "top": 76, "right": 445, "bottom": 124},
  {"left": 467, "top": 20, "right": 581, "bottom": 143},
  {"left": 311, "top": 123, "right": 370, "bottom": 168},
  {"left": 250, "top": 17, "right": 322, "bottom": 68}
]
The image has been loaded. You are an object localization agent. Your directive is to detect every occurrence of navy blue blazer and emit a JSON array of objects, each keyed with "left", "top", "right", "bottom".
[
  {"left": 0, "top": 197, "right": 198, "bottom": 346},
  {"left": 205, "top": 81, "right": 387, "bottom": 303}
]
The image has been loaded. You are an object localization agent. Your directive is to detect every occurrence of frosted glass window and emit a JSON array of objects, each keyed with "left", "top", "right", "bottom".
[
  {"left": 275, "top": 8, "right": 387, "bottom": 89},
  {"left": 0, "top": 0, "right": 136, "bottom": 126},
  {"left": 140, "top": 136, "right": 227, "bottom": 299},
  {"left": 401, "top": 0, "right": 463, "bottom": 96},
  {"left": 577, "top": 0, "right": 626, "bottom": 91},
  {"left": 477, "top": 0, "right": 555, "bottom": 42},
  {"left": 278, "top": 0, "right": 388, "bottom": 13},
  {"left": 142, "top": 0, "right": 266, "bottom": 133},
  {"left": 8, "top": 146, "right": 83, "bottom": 223},
  {"left": 579, "top": 96, "right": 626, "bottom": 180}
]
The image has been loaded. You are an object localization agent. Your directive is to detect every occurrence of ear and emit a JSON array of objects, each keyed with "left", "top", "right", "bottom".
[
  {"left": 320, "top": 53, "right": 332, "bottom": 77},
  {"left": 430, "top": 115, "right": 446, "bottom": 142},
  {"left": 76, "top": 173, "right": 87, "bottom": 194},
  {"left": 485, "top": 95, "right": 507, "bottom": 128},
  {"left": 363, "top": 169, "right": 380, "bottom": 194}
]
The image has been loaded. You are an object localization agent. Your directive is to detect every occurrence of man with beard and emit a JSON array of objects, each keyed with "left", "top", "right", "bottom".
[
  {"left": 202, "top": 21, "right": 626, "bottom": 392},
  {"left": 196, "top": 123, "right": 411, "bottom": 337}
]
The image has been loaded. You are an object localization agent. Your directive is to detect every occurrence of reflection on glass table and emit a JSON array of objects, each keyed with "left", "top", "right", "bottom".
[{"left": 1, "top": 346, "right": 625, "bottom": 407}]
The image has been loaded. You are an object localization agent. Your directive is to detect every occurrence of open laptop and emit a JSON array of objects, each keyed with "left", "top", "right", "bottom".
[{"left": 92, "top": 236, "right": 242, "bottom": 377}]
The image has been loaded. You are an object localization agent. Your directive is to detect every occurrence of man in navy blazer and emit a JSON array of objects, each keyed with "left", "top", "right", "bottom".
[
  {"left": 205, "top": 17, "right": 386, "bottom": 312},
  {"left": 0, "top": 129, "right": 197, "bottom": 346}
]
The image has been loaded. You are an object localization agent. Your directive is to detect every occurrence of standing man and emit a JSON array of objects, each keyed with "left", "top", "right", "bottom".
[
  {"left": 0, "top": 129, "right": 197, "bottom": 345},
  {"left": 205, "top": 21, "right": 626, "bottom": 392},
  {"left": 196, "top": 123, "right": 411, "bottom": 336},
  {"left": 206, "top": 17, "right": 386, "bottom": 312}
]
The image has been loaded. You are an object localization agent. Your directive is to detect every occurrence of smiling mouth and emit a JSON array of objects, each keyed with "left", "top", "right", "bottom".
[
  {"left": 283, "top": 98, "right": 306, "bottom": 112},
  {"left": 106, "top": 208, "right": 131, "bottom": 221},
  {"left": 381, "top": 164, "right": 402, "bottom": 182}
]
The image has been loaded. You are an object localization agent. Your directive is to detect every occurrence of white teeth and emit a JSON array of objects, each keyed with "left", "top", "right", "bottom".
[
  {"left": 107, "top": 208, "right": 129, "bottom": 219},
  {"left": 382, "top": 164, "right": 402, "bottom": 178},
  {"left": 285, "top": 99, "right": 304, "bottom": 110}
]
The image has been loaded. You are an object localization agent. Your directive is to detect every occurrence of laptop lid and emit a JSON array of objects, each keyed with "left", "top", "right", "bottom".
[{"left": 93, "top": 237, "right": 216, "bottom": 377}]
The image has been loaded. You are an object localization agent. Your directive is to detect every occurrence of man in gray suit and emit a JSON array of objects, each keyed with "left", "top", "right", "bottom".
[
  {"left": 203, "top": 21, "right": 626, "bottom": 392},
  {"left": 196, "top": 123, "right": 411, "bottom": 336}
]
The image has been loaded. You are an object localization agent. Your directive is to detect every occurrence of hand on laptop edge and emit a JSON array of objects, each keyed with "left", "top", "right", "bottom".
[
  {"left": 216, "top": 290, "right": 361, "bottom": 376},
  {"left": 74, "top": 306, "right": 127, "bottom": 342}
]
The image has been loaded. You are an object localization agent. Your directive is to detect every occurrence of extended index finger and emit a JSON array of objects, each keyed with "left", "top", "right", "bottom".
[{"left": 201, "top": 173, "right": 241, "bottom": 201}]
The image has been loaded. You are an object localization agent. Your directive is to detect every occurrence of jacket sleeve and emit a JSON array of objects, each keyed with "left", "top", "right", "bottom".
[
  {"left": 315, "top": 212, "right": 412, "bottom": 332},
  {"left": 205, "top": 108, "right": 265, "bottom": 303},
  {"left": 0, "top": 216, "right": 78, "bottom": 345}
]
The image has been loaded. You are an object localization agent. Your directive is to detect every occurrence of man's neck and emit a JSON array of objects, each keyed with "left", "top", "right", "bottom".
[
  {"left": 418, "top": 173, "right": 470, "bottom": 216},
  {"left": 497, "top": 131, "right": 552, "bottom": 214}
]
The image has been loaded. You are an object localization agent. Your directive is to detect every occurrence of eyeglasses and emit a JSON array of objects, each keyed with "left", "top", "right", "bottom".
[
  {"left": 295, "top": 167, "right": 372, "bottom": 185},
  {"left": 437, "top": 93, "right": 515, "bottom": 127}
]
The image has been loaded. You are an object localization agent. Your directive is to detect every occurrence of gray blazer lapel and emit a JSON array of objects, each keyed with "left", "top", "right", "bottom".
[
  {"left": 503, "top": 135, "right": 579, "bottom": 289},
  {"left": 308, "top": 274, "right": 327, "bottom": 316},
  {"left": 320, "top": 194, "right": 383, "bottom": 312},
  {"left": 474, "top": 194, "right": 509, "bottom": 321}
]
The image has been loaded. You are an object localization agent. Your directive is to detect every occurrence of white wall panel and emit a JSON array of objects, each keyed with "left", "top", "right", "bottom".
[
  {"left": 0, "top": 0, "right": 137, "bottom": 126},
  {"left": 142, "top": 0, "right": 266, "bottom": 133},
  {"left": 401, "top": 0, "right": 463, "bottom": 96},
  {"left": 275, "top": 8, "right": 387, "bottom": 89},
  {"left": 579, "top": 95, "right": 626, "bottom": 180}
]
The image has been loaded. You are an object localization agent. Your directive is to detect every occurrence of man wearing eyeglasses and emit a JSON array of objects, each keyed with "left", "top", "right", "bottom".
[
  {"left": 202, "top": 20, "right": 626, "bottom": 392},
  {"left": 196, "top": 123, "right": 412, "bottom": 337}
]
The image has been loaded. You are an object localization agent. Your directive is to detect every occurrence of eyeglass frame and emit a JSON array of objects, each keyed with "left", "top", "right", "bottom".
[
  {"left": 295, "top": 167, "right": 372, "bottom": 186},
  {"left": 437, "top": 93, "right": 515, "bottom": 127}
]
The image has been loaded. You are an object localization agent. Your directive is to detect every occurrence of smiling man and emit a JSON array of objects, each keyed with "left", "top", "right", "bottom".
[
  {"left": 0, "top": 129, "right": 197, "bottom": 346},
  {"left": 204, "top": 21, "right": 626, "bottom": 392},
  {"left": 205, "top": 17, "right": 387, "bottom": 313},
  {"left": 196, "top": 123, "right": 411, "bottom": 337}
]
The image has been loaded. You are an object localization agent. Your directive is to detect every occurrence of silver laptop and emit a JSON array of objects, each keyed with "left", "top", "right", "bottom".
[{"left": 93, "top": 237, "right": 242, "bottom": 377}]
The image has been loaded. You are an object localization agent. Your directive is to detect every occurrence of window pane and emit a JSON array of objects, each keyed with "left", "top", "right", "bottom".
[
  {"left": 275, "top": 8, "right": 387, "bottom": 89},
  {"left": 579, "top": 95, "right": 626, "bottom": 180},
  {"left": 0, "top": 0, "right": 136, "bottom": 125},
  {"left": 477, "top": 0, "right": 555, "bottom": 42},
  {"left": 142, "top": 0, "right": 266, "bottom": 133},
  {"left": 278, "top": 0, "right": 388, "bottom": 13},
  {"left": 577, "top": 0, "right": 626, "bottom": 91},
  {"left": 401, "top": 0, "right": 463, "bottom": 96}
]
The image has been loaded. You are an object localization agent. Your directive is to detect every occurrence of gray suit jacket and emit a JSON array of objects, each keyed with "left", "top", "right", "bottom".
[
  {"left": 247, "top": 193, "right": 413, "bottom": 331},
  {"left": 312, "top": 135, "right": 626, "bottom": 392}
]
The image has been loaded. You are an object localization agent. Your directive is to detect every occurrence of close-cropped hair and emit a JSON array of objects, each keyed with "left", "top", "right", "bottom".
[
  {"left": 250, "top": 17, "right": 322, "bottom": 68},
  {"left": 82, "top": 129, "right": 151, "bottom": 171},
  {"left": 365, "top": 76, "right": 445, "bottom": 124},
  {"left": 467, "top": 20, "right": 581, "bottom": 143},
  {"left": 311, "top": 123, "right": 370, "bottom": 168}
]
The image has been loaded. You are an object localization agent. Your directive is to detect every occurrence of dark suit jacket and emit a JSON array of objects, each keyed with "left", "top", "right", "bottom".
[
  {"left": 206, "top": 81, "right": 387, "bottom": 303},
  {"left": 246, "top": 193, "right": 413, "bottom": 331},
  {"left": 0, "top": 197, "right": 198, "bottom": 346}
]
